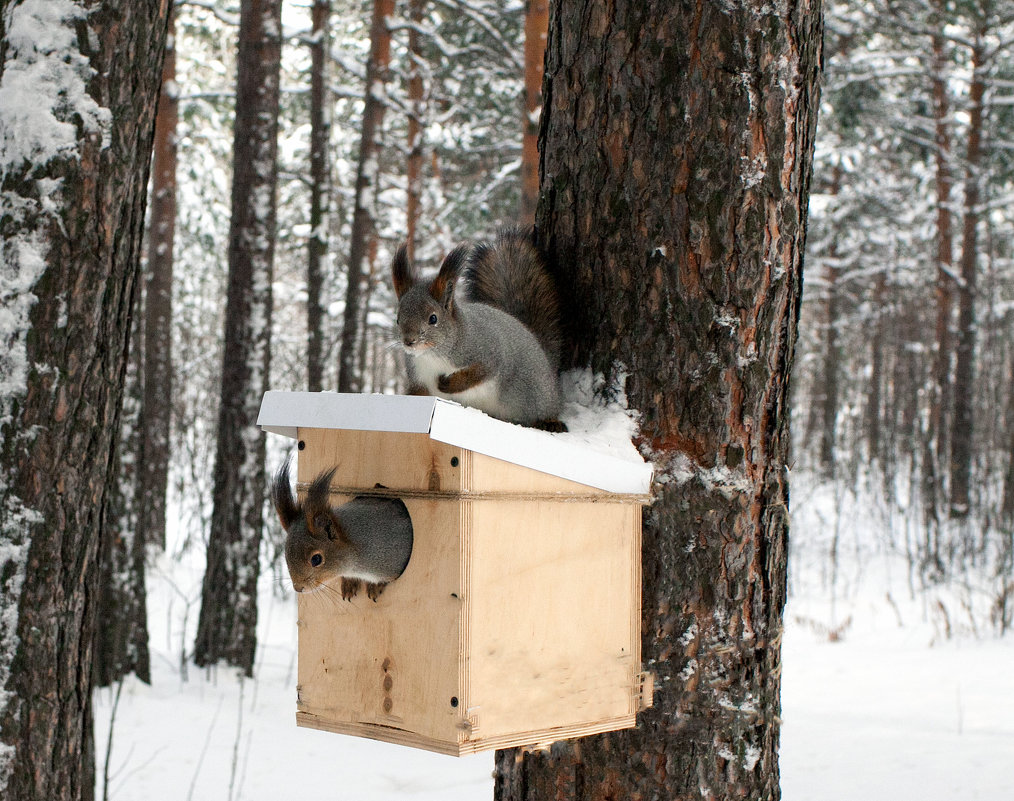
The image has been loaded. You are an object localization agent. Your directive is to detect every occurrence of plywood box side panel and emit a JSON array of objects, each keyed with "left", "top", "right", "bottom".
[
  {"left": 464, "top": 501, "right": 640, "bottom": 741},
  {"left": 296, "top": 428, "right": 464, "bottom": 493}
]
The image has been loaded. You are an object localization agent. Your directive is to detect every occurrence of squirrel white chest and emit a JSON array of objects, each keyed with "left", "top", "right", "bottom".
[{"left": 409, "top": 350, "right": 502, "bottom": 415}]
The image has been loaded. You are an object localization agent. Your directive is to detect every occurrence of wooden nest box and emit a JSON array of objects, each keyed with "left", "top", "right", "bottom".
[{"left": 258, "top": 391, "right": 654, "bottom": 756}]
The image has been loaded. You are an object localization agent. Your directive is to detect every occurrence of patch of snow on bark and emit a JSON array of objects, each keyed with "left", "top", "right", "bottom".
[{"left": 0, "top": 0, "right": 110, "bottom": 173}]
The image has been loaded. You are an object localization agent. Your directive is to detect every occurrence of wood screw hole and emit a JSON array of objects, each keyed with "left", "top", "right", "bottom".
[
  {"left": 450, "top": 696, "right": 459, "bottom": 708},
  {"left": 450, "top": 456, "right": 459, "bottom": 467},
  {"left": 298, "top": 440, "right": 306, "bottom": 451}
]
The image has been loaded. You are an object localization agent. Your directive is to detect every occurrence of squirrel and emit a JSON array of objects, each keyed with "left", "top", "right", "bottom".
[
  {"left": 391, "top": 226, "right": 567, "bottom": 432},
  {"left": 271, "top": 459, "right": 413, "bottom": 601}
]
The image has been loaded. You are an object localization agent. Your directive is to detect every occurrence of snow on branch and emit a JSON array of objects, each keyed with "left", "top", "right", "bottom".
[
  {"left": 178, "top": 0, "right": 241, "bottom": 28},
  {"left": 426, "top": 0, "right": 524, "bottom": 73}
]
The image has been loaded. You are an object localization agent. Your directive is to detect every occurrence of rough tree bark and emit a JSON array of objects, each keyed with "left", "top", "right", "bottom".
[
  {"left": 307, "top": 0, "right": 330, "bottom": 393},
  {"left": 194, "top": 0, "right": 283, "bottom": 675},
  {"left": 495, "top": 1, "right": 822, "bottom": 799},
  {"left": 949, "top": 35, "right": 984, "bottom": 519},
  {"left": 0, "top": 2, "right": 170, "bottom": 798},
  {"left": 337, "top": 0, "right": 394, "bottom": 392},
  {"left": 520, "top": 0, "right": 548, "bottom": 226}
]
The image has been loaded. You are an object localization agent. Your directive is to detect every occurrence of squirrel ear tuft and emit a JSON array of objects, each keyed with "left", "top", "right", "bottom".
[
  {"left": 391, "top": 243, "right": 413, "bottom": 299},
  {"left": 305, "top": 466, "right": 338, "bottom": 517},
  {"left": 272, "top": 459, "right": 299, "bottom": 531},
  {"left": 430, "top": 244, "right": 470, "bottom": 311}
]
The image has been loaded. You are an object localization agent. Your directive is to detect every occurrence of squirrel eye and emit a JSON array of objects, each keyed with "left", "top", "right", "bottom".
[
  {"left": 428, "top": 313, "right": 438, "bottom": 325},
  {"left": 310, "top": 553, "right": 323, "bottom": 568}
]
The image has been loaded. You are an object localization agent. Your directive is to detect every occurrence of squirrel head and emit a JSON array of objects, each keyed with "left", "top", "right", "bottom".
[
  {"left": 272, "top": 460, "right": 348, "bottom": 593},
  {"left": 392, "top": 243, "right": 471, "bottom": 353}
]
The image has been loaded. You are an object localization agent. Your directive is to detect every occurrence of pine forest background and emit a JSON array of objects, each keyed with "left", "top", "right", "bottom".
[
  {"left": 7, "top": 0, "right": 1013, "bottom": 794},
  {"left": 164, "top": 0, "right": 537, "bottom": 552},
  {"left": 148, "top": 0, "right": 1014, "bottom": 643}
]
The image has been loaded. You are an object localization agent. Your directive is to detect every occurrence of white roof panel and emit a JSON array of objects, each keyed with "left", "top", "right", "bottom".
[{"left": 257, "top": 391, "right": 652, "bottom": 496}]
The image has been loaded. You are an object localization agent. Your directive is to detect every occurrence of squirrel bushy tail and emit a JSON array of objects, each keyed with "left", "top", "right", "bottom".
[{"left": 463, "top": 227, "right": 562, "bottom": 370}]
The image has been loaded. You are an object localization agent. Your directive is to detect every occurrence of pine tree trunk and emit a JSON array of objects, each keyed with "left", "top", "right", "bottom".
[
  {"left": 866, "top": 269, "right": 886, "bottom": 463},
  {"left": 1002, "top": 355, "right": 1014, "bottom": 522},
  {"left": 929, "top": 25, "right": 955, "bottom": 473},
  {"left": 819, "top": 163, "right": 843, "bottom": 477},
  {"left": 0, "top": 3, "right": 169, "bottom": 799},
  {"left": 495, "top": 1, "right": 821, "bottom": 798},
  {"left": 949, "top": 37, "right": 984, "bottom": 519},
  {"left": 406, "top": 0, "right": 426, "bottom": 260},
  {"left": 194, "top": 0, "right": 283, "bottom": 675},
  {"left": 819, "top": 262, "right": 840, "bottom": 474},
  {"left": 337, "top": 0, "right": 394, "bottom": 392},
  {"left": 919, "top": 25, "right": 954, "bottom": 563},
  {"left": 140, "top": 4, "right": 177, "bottom": 552},
  {"left": 520, "top": 0, "right": 548, "bottom": 226},
  {"left": 307, "top": 0, "right": 330, "bottom": 393},
  {"left": 95, "top": 283, "right": 151, "bottom": 688}
]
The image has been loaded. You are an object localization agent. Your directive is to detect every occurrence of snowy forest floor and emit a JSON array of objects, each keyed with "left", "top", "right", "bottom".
[{"left": 94, "top": 475, "right": 1014, "bottom": 801}]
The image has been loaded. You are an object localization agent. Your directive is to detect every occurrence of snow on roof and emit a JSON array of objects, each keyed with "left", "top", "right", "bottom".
[{"left": 257, "top": 390, "right": 653, "bottom": 496}]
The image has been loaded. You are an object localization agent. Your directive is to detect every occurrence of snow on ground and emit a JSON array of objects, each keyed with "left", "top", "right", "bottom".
[
  {"left": 94, "top": 468, "right": 1014, "bottom": 800},
  {"left": 94, "top": 548, "right": 495, "bottom": 801},
  {"left": 781, "top": 476, "right": 1014, "bottom": 800},
  {"left": 781, "top": 611, "right": 1014, "bottom": 801}
]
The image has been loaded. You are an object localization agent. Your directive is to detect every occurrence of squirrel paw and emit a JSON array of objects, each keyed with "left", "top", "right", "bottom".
[
  {"left": 407, "top": 383, "right": 430, "bottom": 396},
  {"left": 438, "top": 363, "right": 488, "bottom": 394},
  {"left": 533, "top": 418, "right": 568, "bottom": 433},
  {"left": 366, "top": 582, "right": 388, "bottom": 602},
  {"left": 340, "top": 577, "right": 362, "bottom": 601}
]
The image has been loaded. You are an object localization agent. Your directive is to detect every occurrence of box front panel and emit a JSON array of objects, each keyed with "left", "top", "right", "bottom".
[
  {"left": 294, "top": 429, "right": 469, "bottom": 746},
  {"left": 297, "top": 428, "right": 464, "bottom": 494}
]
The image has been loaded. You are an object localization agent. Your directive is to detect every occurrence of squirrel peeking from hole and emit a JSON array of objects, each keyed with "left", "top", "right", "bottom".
[
  {"left": 392, "top": 226, "right": 568, "bottom": 433},
  {"left": 272, "top": 459, "right": 413, "bottom": 601}
]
